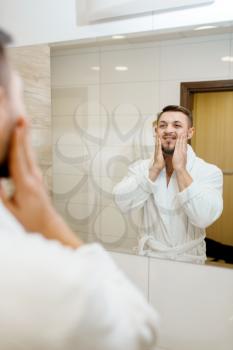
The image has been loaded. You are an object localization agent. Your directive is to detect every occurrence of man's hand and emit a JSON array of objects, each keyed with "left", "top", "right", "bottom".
[
  {"left": 0, "top": 119, "right": 82, "bottom": 249},
  {"left": 172, "top": 134, "right": 193, "bottom": 191},
  {"left": 172, "top": 134, "right": 188, "bottom": 171},
  {"left": 149, "top": 137, "right": 165, "bottom": 182}
]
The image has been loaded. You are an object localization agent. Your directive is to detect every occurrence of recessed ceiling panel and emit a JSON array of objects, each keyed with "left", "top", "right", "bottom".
[{"left": 87, "top": 0, "right": 215, "bottom": 22}]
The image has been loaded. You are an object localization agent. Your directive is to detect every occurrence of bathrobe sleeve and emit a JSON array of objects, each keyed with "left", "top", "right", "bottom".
[
  {"left": 176, "top": 164, "right": 223, "bottom": 229},
  {"left": 0, "top": 232, "right": 159, "bottom": 350},
  {"left": 113, "top": 160, "right": 158, "bottom": 213}
]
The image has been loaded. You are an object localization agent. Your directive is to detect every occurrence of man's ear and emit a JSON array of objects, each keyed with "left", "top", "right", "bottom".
[
  {"left": 187, "top": 127, "right": 195, "bottom": 140},
  {"left": 15, "top": 116, "right": 27, "bottom": 127}
]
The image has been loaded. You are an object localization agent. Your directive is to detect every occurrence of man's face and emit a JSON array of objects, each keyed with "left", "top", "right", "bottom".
[
  {"left": 0, "top": 70, "right": 25, "bottom": 177},
  {"left": 156, "top": 111, "right": 194, "bottom": 155}
]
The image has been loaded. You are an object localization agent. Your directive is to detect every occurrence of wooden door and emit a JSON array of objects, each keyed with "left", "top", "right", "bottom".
[{"left": 192, "top": 91, "right": 233, "bottom": 246}]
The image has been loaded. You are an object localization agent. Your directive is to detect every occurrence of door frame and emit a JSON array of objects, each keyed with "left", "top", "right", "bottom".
[{"left": 180, "top": 79, "right": 233, "bottom": 110}]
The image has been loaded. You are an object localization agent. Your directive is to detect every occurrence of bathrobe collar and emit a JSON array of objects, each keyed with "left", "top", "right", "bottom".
[{"left": 186, "top": 144, "right": 197, "bottom": 172}]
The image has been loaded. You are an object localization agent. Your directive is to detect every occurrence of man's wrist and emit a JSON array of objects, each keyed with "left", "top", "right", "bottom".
[
  {"left": 149, "top": 166, "right": 161, "bottom": 182},
  {"left": 174, "top": 167, "right": 186, "bottom": 174},
  {"left": 175, "top": 167, "right": 193, "bottom": 191}
]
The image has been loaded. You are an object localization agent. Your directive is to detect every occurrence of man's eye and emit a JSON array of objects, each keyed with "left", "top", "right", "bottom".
[
  {"left": 175, "top": 124, "right": 181, "bottom": 128},
  {"left": 159, "top": 125, "right": 166, "bottom": 128}
]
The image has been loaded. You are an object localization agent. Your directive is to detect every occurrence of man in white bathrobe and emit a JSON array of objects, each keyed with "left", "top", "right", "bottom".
[
  {"left": 114, "top": 105, "right": 223, "bottom": 264},
  {"left": 0, "top": 29, "right": 158, "bottom": 350}
]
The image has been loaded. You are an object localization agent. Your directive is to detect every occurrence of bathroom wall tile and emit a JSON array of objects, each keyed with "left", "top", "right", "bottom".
[
  {"left": 52, "top": 116, "right": 81, "bottom": 144},
  {"left": 100, "top": 176, "right": 125, "bottom": 198},
  {"left": 54, "top": 144, "right": 84, "bottom": 160},
  {"left": 51, "top": 52, "right": 100, "bottom": 86},
  {"left": 98, "top": 200, "right": 140, "bottom": 256},
  {"left": 101, "top": 81, "right": 158, "bottom": 117},
  {"left": 53, "top": 150, "right": 87, "bottom": 175},
  {"left": 53, "top": 174, "right": 86, "bottom": 196},
  {"left": 67, "top": 178, "right": 101, "bottom": 205},
  {"left": 110, "top": 251, "right": 149, "bottom": 298},
  {"left": 74, "top": 115, "right": 108, "bottom": 144},
  {"left": 98, "top": 205, "right": 127, "bottom": 237},
  {"left": 9, "top": 44, "right": 52, "bottom": 191},
  {"left": 104, "top": 236, "right": 138, "bottom": 255},
  {"left": 53, "top": 199, "right": 101, "bottom": 237},
  {"left": 97, "top": 198, "right": 141, "bottom": 242},
  {"left": 31, "top": 128, "right": 51, "bottom": 157},
  {"left": 160, "top": 38, "right": 230, "bottom": 81},
  {"left": 52, "top": 85, "right": 100, "bottom": 116},
  {"left": 89, "top": 175, "right": 121, "bottom": 199},
  {"left": 101, "top": 125, "right": 137, "bottom": 147},
  {"left": 100, "top": 47, "right": 159, "bottom": 83},
  {"left": 25, "top": 90, "right": 51, "bottom": 127},
  {"left": 149, "top": 258, "right": 233, "bottom": 350},
  {"left": 9, "top": 45, "right": 51, "bottom": 125},
  {"left": 99, "top": 146, "right": 139, "bottom": 177},
  {"left": 137, "top": 114, "right": 156, "bottom": 150},
  {"left": 158, "top": 80, "right": 181, "bottom": 110}
]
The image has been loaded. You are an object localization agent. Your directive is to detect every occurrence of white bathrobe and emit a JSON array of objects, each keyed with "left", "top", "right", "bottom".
[
  {"left": 0, "top": 202, "right": 158, "bottom": 350},
  {"left": 113, "top": 145, "right": 223, "bottom": 264}
]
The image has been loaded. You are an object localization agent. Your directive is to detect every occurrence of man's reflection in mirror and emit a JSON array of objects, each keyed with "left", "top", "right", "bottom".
[{"left": 113, "top": 105, "right": 223, "bottom": 264}]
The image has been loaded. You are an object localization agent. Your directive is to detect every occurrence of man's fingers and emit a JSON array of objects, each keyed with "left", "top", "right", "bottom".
[
  {"left": 174, "top": 135, "right": 181, "bottom": 152},
  {"left": 181, "top": 134, "right": 187, "bottom": 152},
  {"left": 0, "top": 181, "right": 16, "bottom": 215},
  {"left": 23, "top": 126, "right": 42, "bottom": 180},
  {"left": 9, "top": 124, "right": 29, "bottom": 183}
]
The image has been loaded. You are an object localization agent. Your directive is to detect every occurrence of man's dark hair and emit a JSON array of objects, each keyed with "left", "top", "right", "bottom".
[
  {"left": 156, "top": 105, "right": 193, "bottom": 127},
  {"left": 0, "top": 29, "right": 12, "bottom": 91}
]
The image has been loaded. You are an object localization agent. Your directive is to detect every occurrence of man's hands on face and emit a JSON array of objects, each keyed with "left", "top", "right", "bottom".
[
  {"left": 149, "top": 137, "right": 165, "bottom": 182},
  {"left": 172, "top": 134, "right": 193, "bottom": 191},
  {"left": 0, "top": 120, "right": 82, "bottom": 248},
  {"left": 153, "top": 137, "right": 165, "bottom": 171},
  {"left": 172, "top": 134, "right": 188, "bottom": 171}
]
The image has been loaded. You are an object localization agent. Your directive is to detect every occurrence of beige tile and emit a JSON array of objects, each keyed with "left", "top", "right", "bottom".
[
  {"left": 51, "top": 52, "right": 100, "bottom": 86},
  {"left": 100, "top": 47, "right": 159, "bottom": 83}
]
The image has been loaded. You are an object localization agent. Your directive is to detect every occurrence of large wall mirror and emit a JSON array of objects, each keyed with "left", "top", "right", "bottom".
[
  {"left": 12, "top": 27, "right": 232, "bottom": 268},
  {"left": 50, "top": 28, "right": 233, "bottom": 268}
]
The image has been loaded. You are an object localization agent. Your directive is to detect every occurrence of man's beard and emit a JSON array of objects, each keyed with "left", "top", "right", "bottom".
[{"left": 162, "top": 145, "right": 175, "bottom": 155}]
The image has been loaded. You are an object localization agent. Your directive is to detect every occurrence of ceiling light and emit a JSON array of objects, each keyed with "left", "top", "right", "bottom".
[
  {"left": 91, "top": 66, "right": 100, "bottom": 71},
  {"left": 112, "top": 35, "right": 126, "bottom": 39},
  {"left": 221, "top": 56, "right": 233, "bottom": 62},
  {"left": 115, "top": 66, "right": 128, "bottom": 71},
  {"left": 194, "top": 25, "right": 217, "bottom": 31}
]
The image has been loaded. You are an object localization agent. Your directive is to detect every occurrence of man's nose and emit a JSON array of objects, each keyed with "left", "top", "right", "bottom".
[{"left": 165, "top": 125, "right": 175, "bottom": 133}]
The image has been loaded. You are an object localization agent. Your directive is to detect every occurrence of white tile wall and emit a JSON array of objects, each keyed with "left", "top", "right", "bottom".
[
  {"left": 160, "top": 39, "right": 230, "bottom": 81},
  {"left": 100, "top": 81, "right": 157, "bottom": 117},
  {"left": 149, "top": 258, "right": 233, "bottom": 350},
  {"left": 110, "top": 251, "right": 149, "bottom": 298},
  {"left": 100, "top": 47, "right": 159, "bottom": 83},
  {"left": 51, "top": 52, "right": 100, "bottom": 86},
  {"left": 109, "top": 251, "right": 233, "bottom": 350},
  {"left": 158, "top": 80, "right": 181, "bottom": 110},
  {"left": 52, "top": 86, "right": 100, "bottom": 116}
]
